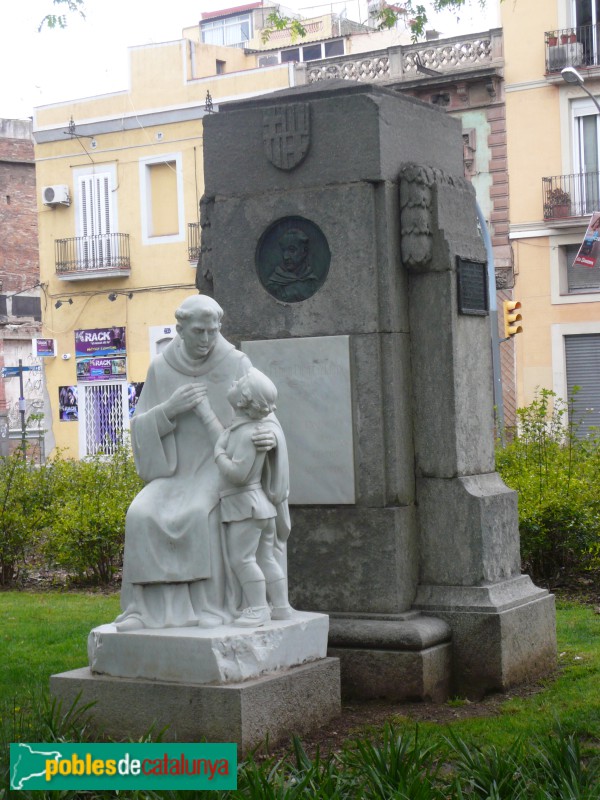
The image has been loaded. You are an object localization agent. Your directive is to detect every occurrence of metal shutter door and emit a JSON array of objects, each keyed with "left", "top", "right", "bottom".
[{"left": 565, "top": 333, "right": 600, "bottom": 437}]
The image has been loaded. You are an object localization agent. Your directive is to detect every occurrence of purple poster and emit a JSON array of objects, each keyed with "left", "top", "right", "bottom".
[
  {"left": 59, "top": 385, "right": 78, "bottom": 421},
  {"left": 75, "top": 327, "right": 126, "bottom": 358},
  {"left": 34, "top": 338, "right": 56, "bottom": 357},
  {"left": 76, "top": 356, "right": 127, "bottom": 382}
]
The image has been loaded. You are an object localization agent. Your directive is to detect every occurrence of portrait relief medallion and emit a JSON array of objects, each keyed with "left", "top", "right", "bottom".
[
  {"left": 256, "top": 216, "right": 331, "bottom": 303},
  {"left": 263, "top": 104, "right": 310, "bottom": 171}
]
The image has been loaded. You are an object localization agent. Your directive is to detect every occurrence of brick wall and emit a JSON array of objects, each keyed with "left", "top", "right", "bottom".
[{"left": 0, "top": 120, "right": 42, "bottom": 437}]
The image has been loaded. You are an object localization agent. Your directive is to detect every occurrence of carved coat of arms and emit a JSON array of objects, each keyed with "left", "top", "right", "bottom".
[{"left": 263, "top": 103, "right": 310, "bottom": 171}]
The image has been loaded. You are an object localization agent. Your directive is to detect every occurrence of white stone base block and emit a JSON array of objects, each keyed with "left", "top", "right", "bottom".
[
  {"left": 88, "top": 611, "right": 328, "bottom": 684},
  {"left": 50, "top": 659, "right": 341, "bottom": 755}
]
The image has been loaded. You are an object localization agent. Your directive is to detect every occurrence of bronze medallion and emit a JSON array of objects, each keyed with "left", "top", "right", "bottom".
[{"left": 256, "top": 216, "right": 330, "bottom": 303}]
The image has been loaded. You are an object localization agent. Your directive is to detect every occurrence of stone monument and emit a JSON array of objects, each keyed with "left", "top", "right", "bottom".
[
  {"left": 197, "top": 81, "right": 556, "bottom": 700},
  {"left": 50, "top": 295, "right": 341, "bottom": 752}
]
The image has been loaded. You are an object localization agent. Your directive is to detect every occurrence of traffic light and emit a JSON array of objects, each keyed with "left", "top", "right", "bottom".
[{"left": 503, "top": 300, "right": 523, "bottom": 338}]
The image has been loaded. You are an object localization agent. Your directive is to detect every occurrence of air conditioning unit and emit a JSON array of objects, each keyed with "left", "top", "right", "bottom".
[{"left": 42, "top": 185, "right": 70, "bottom": 207}]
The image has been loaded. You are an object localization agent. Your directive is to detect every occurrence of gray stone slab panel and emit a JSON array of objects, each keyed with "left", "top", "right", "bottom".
[
  {"left": 289, "top": 505, "right": 418, "bottom": 615},
  {"left": 328, "top": 643, "right": 451, "bottom": 701},
  {"left": 415, "top": 592, "right": 556, "bottom": 699},
  {"left": 50, "top": 659, "right": 341, "bottom": 755},
  {"left": 416, "top": 474, "right": 521, "bottom": 586},
  {"left": 242, "top": 336, "right": 355, "bottom": 504}
]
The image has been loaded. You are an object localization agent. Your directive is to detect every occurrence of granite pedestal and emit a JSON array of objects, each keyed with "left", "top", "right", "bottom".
[{"left": 51, "top": 613, "right": 340, "bottom": 753}]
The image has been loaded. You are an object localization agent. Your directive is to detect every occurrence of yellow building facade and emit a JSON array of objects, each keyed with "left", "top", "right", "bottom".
[
  {"left": 34, "top": 10, "right": 303, "bottom": 458},
  {"left": 503, "top": 0, "right": 600, "bottom": 434}
]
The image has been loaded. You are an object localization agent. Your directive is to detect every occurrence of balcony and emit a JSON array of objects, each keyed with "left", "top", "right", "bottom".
[
  {"left": 545, "top": 25, "right": 600, "bottom": 73},
  {"left": 55, "top": 234, "right": 131, "bottom": 280},
  {"left": 301, "top": 28, "right": 503, "bottom": 85},
  {"left": 188, "top": 222, "right": 200, "bottom": 263},
  {"left": 542, "top": 173, "right": 600, "bottom": 220}
]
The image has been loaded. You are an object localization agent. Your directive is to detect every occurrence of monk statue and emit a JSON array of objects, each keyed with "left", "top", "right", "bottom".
[{"left": 115, "top": 295, "right": 289, "bottom": 631}]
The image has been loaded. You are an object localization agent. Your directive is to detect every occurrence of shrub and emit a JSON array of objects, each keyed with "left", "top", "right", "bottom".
[
  {"left": 0, "top": 452, "right": 54, "bottom": 586},
  {"left": 43, "top": 442, "right": 142, "bottom": 585},
  {"left": 497, "top": 389, "right": 600, "bottom": 583}
]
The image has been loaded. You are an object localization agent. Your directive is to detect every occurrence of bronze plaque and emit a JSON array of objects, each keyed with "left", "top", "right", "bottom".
[
  {"left": 457, "top": 258, "right": 488, "bottom": 316},
  {"left": 263, "top": 104, "right": 310, "bottom": 171},
  {"left": 256, "top": 216, "right": 330, "bottom": 303}
]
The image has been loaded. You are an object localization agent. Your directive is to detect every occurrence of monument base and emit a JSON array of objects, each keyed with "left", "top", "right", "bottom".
[
  {"left": 88, "top": 612, "right": 328, "bottom": 684},
  {"left": 328, "top": 613, "right": 452, "bottom": 701},
  {"left": 414, "top": 576, "right": 557, "bottom": 699},
  {"left": 50, "top": 658, "right": 341, "bottom": 755}
]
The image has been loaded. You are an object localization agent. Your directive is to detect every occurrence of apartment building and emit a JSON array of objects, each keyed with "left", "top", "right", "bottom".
[{"left": 503, "top": 0, "right": 600, "bottom": 434}]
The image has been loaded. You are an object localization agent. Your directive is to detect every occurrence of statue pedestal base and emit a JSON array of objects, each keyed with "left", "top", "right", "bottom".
[
  {"left": 51, "top": 612, "right": 340, "bottom": 753},
  {"left": 50, "top": 658, "right": 340, "bottom": 754},
  {"left": 328, "top": 612, "right": 452, "bottom": 701},
  {"left": 87, "top": 612, "right": 329, "bottom": 684}
]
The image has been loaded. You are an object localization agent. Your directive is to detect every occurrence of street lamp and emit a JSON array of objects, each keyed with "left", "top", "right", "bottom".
[{"left": 561, "top": 67, "right": 600, "bottom": 114}]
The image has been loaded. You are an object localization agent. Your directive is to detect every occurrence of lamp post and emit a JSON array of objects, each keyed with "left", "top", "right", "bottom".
[{"left": 561, "top": 66, "right": 600, "bottom": 114}]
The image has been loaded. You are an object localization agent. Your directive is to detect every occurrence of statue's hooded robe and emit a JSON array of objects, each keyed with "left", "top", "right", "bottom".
[
  {"left": 120, "top": 333, "right": 252, "bottom": 623},
  {"left": 120, "top": 332, "right": 290, "bottom": 626}
]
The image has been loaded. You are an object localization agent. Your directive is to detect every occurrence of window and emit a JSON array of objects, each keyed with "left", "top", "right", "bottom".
[
  {"left": 302, "top": 44, "right": 322, "bottom": 61},
  {"left": 139, "top": 154, "right": 184, "bottom": 245},
  {"left": 216, "top": 59, "right": 226, "bottom": 74},
  {"left": 279, "top": 40, "right": 344, "bottom": 63},
  {"left": 12, "top": 296, "right": 41, "bottom": 321},
  {"left": 565, "top": 333, "right": 600, "bottom": 436},
  {"left": 75, "top": 168, "right": 116, "bottom": 270},
  {"left": 281, "top": 48, "right": 300, "bottom": 63},
  {"left": 572, "top": 98, "right": 600, "bottom": 214},
  {"left": 201, "top": 14, "right": 251, "bottom": 47},
  {"left": 564, "top": 242, "right": 600, "bottom": 292},
  {"left": 574, "top": 0, "right": 600, "bottom": 64},
  {"left": 324, "top": 40, "right": 344, "bottom": 57}
]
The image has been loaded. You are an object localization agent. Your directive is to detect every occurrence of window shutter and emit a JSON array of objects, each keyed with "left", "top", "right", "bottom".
[{"left": 565, "top": 333, "right": 600, "bottom": 436}]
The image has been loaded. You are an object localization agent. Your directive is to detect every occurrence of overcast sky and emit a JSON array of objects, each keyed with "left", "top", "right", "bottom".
[{"left": 2, "top": 0, "right": 498, "bottom": 120}]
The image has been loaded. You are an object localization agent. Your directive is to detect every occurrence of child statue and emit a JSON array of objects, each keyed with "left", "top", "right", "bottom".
[{"left": 196, "top": 367, "right": 293, "bottom": 628}]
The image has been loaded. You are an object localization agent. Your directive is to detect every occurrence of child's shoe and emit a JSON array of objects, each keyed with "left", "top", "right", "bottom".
[
  {"left": 271, "top": 605, "right": 294, "bottom": 620},
  {"left": 233, "top": 606, "right": 271, "bottom": 628}
]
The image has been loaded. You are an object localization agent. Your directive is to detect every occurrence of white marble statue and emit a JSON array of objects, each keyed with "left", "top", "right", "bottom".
[
  {"left": 115, "top": 295, "right": 286, "bottom": 631},
  {"left": 196, "top": 367, "right": 292, "bottom": 627}
]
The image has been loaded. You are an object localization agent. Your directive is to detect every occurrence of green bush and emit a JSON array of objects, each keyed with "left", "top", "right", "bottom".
[
  {"left": 0, "top": 452, "right": 54, "bottom": 586},
  {"left": 42, "top": 443, "right": 142, "bottom": 585},
  {"left": 497, "top": 389, "right": 600, "bottom": 583}
]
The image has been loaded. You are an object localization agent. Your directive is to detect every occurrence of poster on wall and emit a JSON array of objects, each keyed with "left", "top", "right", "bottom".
[
  {"left": 128, "top": 382, "right": 144, "bottom": 417},
  {"left": 573, "top": 212, "right": 600, "bottom": 268},
  {"left": 75, "top": 327, "right": 126, "bottom": 358},
  {"left": 76, "top": 357, "right": 127, "bottom": 382},
  {"left": 59, "top": 386, "right": 78, "bottom": 421},
  {"left": 33, "top": 338, "right": 56, "bottom": 358}
]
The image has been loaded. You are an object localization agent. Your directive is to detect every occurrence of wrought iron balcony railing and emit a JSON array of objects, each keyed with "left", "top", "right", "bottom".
[
  {"left": 188, "top": 222, "right": 200, "bottom": 263},
  {"left": 542, "top": 172, "right": 600, "bottom": 220},
  {"left": 55, "top": 233, "right": 131, "bottom": 276},
  {"left": 545, "top": 24, "right": 600, "bottom": 72}
]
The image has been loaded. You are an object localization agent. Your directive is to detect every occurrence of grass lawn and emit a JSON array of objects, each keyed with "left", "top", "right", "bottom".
[
  {"left": 1, "top": 593, "right": 599, "bottom": 745},
  {"left": 0, "top": 591, "right": 120, "bottom": 700},
  {"left": 1, "top": 592, "right": 599, "bottom": 798}
]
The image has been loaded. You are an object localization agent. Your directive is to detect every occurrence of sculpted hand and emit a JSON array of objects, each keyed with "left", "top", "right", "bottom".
[
  {"left": 194, "top": 390, "right": 217, "bottom": 424},
  {"left": 252, "top": 426, "right": 276, "bottom": 452},
  {"left": 163, "top": 384, "right": 207, "bottom": 420}
]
